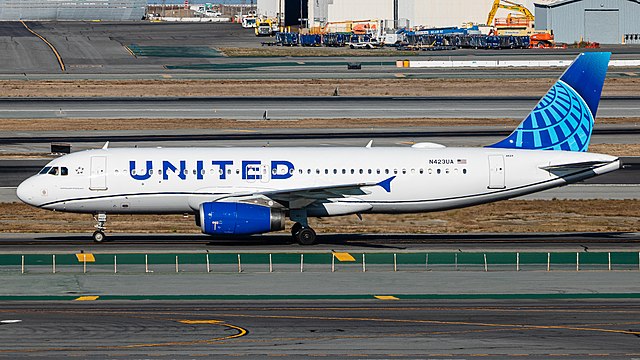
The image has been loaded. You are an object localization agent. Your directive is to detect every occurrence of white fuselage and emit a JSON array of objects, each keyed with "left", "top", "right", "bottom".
[{"left": 17, "top": 146, "right": 620, "bottom": 216}]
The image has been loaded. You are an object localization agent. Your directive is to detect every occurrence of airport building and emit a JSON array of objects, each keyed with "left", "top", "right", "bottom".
[
  {"left": 257, "top": 0, "right": 308, "bottom": 26},
  {"left": 258, "top": 0, "right": 536, "bottom": 29},
  {"left": 534, "top": 0, "right": 640, "bottom": 44},
  {"left": 0, "top": 0, "right": 146, "bottom": 21}
]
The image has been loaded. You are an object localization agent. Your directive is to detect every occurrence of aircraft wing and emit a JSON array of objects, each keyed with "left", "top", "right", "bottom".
[{"left": 217, "top": 176, "right": 396, "bottom": 209}]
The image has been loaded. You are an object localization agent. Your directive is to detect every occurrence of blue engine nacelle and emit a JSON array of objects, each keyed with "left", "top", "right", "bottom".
[{"left": 199, "top": 202, "right": 285, "bottom": 235}]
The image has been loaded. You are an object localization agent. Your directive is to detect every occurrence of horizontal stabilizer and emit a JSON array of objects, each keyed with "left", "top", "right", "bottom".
[{"left": 540, "top": 161, "right": 611, "bottom": 172}]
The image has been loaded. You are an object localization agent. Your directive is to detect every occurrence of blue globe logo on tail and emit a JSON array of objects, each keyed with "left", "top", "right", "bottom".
[{"left": 489, "top": 52, "right": 610, "bottom": 152}]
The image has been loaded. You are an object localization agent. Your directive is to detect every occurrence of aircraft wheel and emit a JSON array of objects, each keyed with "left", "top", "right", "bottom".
[
  {"left": 291, "top": 222, "right": 303, "bottom": 237},
  {"left": 296, "top": 227, "right": 317, "bottom": 246},
  {"left": 92, "top": 231, "right": 106, "bottom": 243}
]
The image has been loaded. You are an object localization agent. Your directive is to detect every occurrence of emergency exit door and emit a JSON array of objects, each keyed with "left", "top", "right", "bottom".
[
  {"left": 90, "top": 156, "right": 107, "bottom": 190},
  {"left": 488, "top": 155, "right": 505, "bottom": 189}
]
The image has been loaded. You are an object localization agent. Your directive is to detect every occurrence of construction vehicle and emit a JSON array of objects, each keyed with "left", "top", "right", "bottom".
[
  {"left": 529, "top": 32, "right": 554, "bottom": 48},
  {"left": 486, "top": 0, "right": 555, "bottom": 46},
  {"left": 486, "top": 0, "right": 534, "bottom": 26}
]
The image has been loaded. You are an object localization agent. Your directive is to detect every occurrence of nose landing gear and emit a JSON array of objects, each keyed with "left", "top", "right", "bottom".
[{"left": 92, "top": 213, "right": 107, "bottom": 243}]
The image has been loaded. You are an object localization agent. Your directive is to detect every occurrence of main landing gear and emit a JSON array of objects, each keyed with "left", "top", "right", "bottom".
[
  {"left": 291, "top": 222, "right": 317, "bottom": 245},
  {"left": 92, "top": 213, "right": 107, "bottom": 243},
  {"left": 290, "top": 209, "right": 317, "bottom": 245}
]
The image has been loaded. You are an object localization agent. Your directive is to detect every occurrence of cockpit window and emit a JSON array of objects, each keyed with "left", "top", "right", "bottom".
[{"left": 41, "top": 166, "right": 69, "bottom": 176}]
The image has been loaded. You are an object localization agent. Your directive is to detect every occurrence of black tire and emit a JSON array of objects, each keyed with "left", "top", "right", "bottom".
[
  {"left": 296, "top": 227, "right": 317, "bottom": 245},
  {"left": 291, "top": 222, "right": 303, "bottom": 237},
  {"left": 92, "top": 231, "right": 106, "bottom": 243}
]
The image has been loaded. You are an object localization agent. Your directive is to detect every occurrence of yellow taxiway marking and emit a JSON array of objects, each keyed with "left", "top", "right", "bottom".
[
  {"left": 75, "top": 253, "right": 95, "bottom": 263},
  {"left": 179, "top": 320, "right": 223, "bottom": 325},
  {"left": 374, "top": 295, "right": 399, "bottom": 301},
  {"left": 74, "top": 296, "right": 99, "bottom": 301},
  {"left": 216, "top": 312, "right": 640, "bottom": 337},
  {"left": 394, "top": 73, "right": 406, "bottom": 78},
  {"left": 124, "top": 45, "right": 136, "bottom": 58},
  {"left": 0, "top": 319, "right": 247, "bottom": 353},
  {"left": 162, "top": 74, "right": 173, "bottom": 79},
  {"left": 332, "top": 252, "right": 355, "bottom": 262},
  {"left": 20, "top": 21, "right": 65, "bottom": 72}
]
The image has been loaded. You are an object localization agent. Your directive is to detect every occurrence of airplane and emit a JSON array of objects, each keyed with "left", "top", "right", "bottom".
[{"left": 16, "top": 52, "right": 620, "bottom": 245}]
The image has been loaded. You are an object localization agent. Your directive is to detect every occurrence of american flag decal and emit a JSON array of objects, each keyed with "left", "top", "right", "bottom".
[{"left": 457, "top": 159, "right": 467, "bottom": 164}]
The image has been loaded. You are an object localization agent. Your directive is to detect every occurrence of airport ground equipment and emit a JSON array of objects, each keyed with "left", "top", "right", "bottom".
[
  {"left": 300, "top": 34, "right": 322, "bottom": 47},
  {"left": 255, "top": 18, "right": 276, "bottom": 36},
  {"left": 322, "top": 33, "right": 348, "bottom": 47},
  {"left": 275, "top": 32, "right": 299, "bottom": 46}
]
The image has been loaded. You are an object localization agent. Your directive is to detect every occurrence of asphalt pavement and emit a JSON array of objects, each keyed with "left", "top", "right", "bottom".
[
  {"left": 0, "top": 231, "right": 639, "bottom": 252},
  {"left": 1, "top": 300, "right": 639, "bottom": 359},
  {"left": 1, "top": 96, "right": 639, "bottom": 119}
]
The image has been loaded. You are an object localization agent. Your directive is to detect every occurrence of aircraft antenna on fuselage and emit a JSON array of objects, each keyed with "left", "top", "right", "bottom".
[{"left": 102, "top": 141, "right": 110, "bottom": 150}]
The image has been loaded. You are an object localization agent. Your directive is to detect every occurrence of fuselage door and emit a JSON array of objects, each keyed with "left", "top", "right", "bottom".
[
  {"left": 488, "top": 155, "right": 506, "bottom": 189},
  {"left": 90, "top": 156, "right": 107, "bottom": 191},
  {"left": 260, "top": 164, "right": 271, "bottom": 183}
]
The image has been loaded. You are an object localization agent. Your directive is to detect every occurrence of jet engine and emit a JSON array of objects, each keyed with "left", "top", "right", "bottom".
[{"left": 199, "top": 202, "right": 285, "bottom": 235}]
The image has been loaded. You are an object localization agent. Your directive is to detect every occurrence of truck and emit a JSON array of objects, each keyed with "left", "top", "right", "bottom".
[{"left": 255, "top": 19, "right": 276, "bottom": 36}]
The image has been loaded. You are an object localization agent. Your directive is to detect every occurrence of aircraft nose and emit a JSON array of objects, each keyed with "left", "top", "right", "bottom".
[{"left": 16, "top": 177, "right": 36, "bottom": 205}]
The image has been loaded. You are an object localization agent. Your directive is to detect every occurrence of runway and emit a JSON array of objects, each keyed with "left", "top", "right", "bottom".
[
  {"left": 1, "top": 300, "right": 640, "bottom": 359},
  {"left": 0, "top": 231, "right": 638, "bottom": 252},
  {"left": 1, "top": 96, "right": 639, "bottom": 119}
]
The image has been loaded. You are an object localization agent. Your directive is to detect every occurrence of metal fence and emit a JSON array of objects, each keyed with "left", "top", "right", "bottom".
[
  {"left": 0, "top": 0, "right": 146, "bottom": 21},
  {"left": 2, "top": 252, "right": 640, "bottom": 275}
]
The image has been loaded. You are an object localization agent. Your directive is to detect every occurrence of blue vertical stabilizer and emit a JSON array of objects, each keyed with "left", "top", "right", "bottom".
[{"left": 488, "top": 52, "right": 610, "bottom": 152}]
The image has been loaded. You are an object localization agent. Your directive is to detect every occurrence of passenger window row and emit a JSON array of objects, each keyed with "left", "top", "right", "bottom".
[{"left": 120, "top": 167, "right": 468, "bottom": 176}]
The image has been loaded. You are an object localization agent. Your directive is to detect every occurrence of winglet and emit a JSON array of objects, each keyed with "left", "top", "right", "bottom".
[{"left": 377, "top": 176, "right": 396, "bottom": 193}]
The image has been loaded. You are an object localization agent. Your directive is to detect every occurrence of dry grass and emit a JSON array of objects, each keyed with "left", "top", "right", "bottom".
[
  {"left": 588, "top": 144, "right": 640, "bottom": 157},
  {"left": 1, "top": 200, "right": 638, "bottom": 234},
  {"left": 0, "top": 78, "right": 638, "bottom": 98}
]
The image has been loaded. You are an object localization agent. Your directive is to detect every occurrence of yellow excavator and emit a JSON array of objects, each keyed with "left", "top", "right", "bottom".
[{"left": 486, "top": 0, "right": 534, "bottom": 26}]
